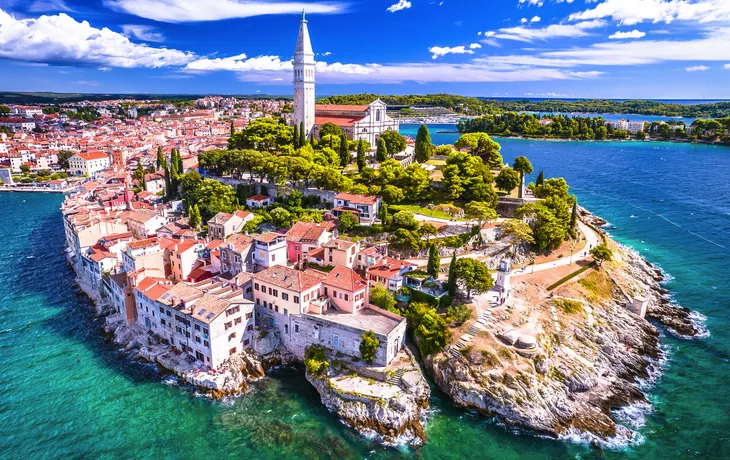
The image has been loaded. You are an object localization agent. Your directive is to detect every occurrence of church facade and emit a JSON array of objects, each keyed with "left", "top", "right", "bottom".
[{"left": 293, "top": 13, "right": 399, "bottom": 148}]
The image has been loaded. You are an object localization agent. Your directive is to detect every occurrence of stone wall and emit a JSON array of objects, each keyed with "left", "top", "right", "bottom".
[{"left": 211, "top": 176, "right": 336, "bottom": 205}]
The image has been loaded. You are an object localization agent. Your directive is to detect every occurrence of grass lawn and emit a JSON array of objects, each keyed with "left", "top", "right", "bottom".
[
  {"left": 425, "top": 159, "right": 446, "bottom": 167},
  {"left": 391, "top": 203, "right": 466, "bottom": 220}
]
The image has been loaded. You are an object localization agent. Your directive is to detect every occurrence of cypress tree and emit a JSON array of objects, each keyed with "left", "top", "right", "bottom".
[
  {"left": 176, "top": 148, "right": 183, "bottom": 175},
  {"left": 376, "top": 137, "right": 388, "bottom": 163},
  {"left": 189, "top": 204, "right": 201, "bottom": 229},
  {"left": 570, "top": 200, "right": 578, "bottom": 234},
  {"left": 414, "top": 124, "right": 433, "bottom": 163},
  {"left": 427, "top": 243, "right": 440, "bottom": 278},
  {"left": 293, "top": 123, "right": 299, "bottom": 149},
  {"left": 356, "top": 139, "right": 366, "bottom": 172},
  {"left": 447, "top": 252, "right": 457, "bottom": 296},
  {"left": 339, "top": 134, "right": 350, "bottom": 167},
  {"left": 169, "top": 153, "right": 179, "bottom": 199},
  {"left": 299, "top": 121, "right": 306, "bottom": 148},
  {"left": 379, "top": 202, "right": 389, "bottom": 226},
  {"left": 156, "top": 146, "right": 164, "bottom": 170},
  {"left": 164, "top": 165, "right": 172, "bottom": 200},
  {"left": 536, "top": 169, "right": 545, "bottom": 186},
  {"left": 309, "top": 133, "right": 315, "bottom": 148},
  {"left": 229, "top": 120, "right": 235, "bottom": 136}
]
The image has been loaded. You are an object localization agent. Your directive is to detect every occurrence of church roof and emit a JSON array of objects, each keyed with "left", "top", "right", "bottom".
[
  {"left": 315, "top": 115, "right": 363, "bottom": 127},
  {"left": 295, "top": 15, "right": 313, "bottom": 56},
  {"left": 315, "top": 104, "right": 369, "bottom": 113}
]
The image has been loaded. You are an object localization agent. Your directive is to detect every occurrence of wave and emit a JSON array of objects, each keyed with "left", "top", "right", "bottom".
[
  {"left": 558, "top": 425, "right": 645, "bottom": 450},
  {"left": 612, "top": 401, "right": 654, "bottom": 431}
]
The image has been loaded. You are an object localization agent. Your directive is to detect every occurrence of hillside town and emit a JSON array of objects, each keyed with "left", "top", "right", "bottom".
[{"left": 1, "top": 13, "right": 701, "bottom": 449}]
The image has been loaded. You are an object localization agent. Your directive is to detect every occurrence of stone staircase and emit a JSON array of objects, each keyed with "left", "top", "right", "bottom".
[{"left": 386, "top": 368, "right": 405, "bottom": 386}]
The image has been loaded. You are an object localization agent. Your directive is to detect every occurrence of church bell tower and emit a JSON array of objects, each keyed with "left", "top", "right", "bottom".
[{"left": 293, "top": 10, "right": 315, "bottom": 138}]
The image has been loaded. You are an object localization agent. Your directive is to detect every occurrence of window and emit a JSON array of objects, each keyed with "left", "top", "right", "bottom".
[
  {"left": 254, "top": 283, "right": 259, "bottom": 290},
  {"left": 245, "top": 312, "right": 252, "bottom": 320},
  {"left": 229, "top": 347, "right": 237, "bottom": 356},
  {"left": 247, "top": 324, "right": 253, "bottom": 332},
  {"left": 203, "top": 328, "right": 208, "bottom": 335},
  {"left": 272, "top": 254, "right": 275, "bottom": 262},
  {"left": 159, "top": 306, "right": 164, "bottom": 313},
  {"left": 234, "top": 317, "right": 242, "bottom": 325},
  {"left": 283, "top": 308, "right": 288, "bottom": 316},
  {"left": 194, "top": 324, "right": 201, "bottom": 331},
  {"left": 260, "top": 284, "right": 266, "bottom": 292},
  {"left": 303, "top": 294, "right": 309, "bottom": 302},
  {"left": 282, "top": 292, "right": 289, "bottom": 301},
  {"left": 285, "top": 324, "right": 289, "bottom": 334},
  {"left": 294, "top": 324, "right": 300, "bottom": 333},
  {"left": 344, "top": 294, "right": 349, "bottom": 301},
  {"left": 225, "top": 321, "right": 233, "bottom": 330},
  {"left": 272, "top": 289, "right": 278, "bottom": 297},
  {"left": 294, "top": 296, "right": 299, "bottom": 303},
  {"left": 229, "top": 332, "right": 237, "bottom": 340},
  {"left": 204, "top": 340, "right": 209, "bottom": 347},
  {"left": 195, "top": 336, "right": 201, "bottom": 343},
  {"left": 161, "top": 319, "right": 166, "bottom": 326}
]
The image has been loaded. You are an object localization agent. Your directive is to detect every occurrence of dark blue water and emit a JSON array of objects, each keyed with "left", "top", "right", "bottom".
[{"left": 2, "top": 128, "right": 730, "bottom": 457}]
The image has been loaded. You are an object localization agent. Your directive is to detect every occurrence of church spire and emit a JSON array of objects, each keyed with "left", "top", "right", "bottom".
[{"left": 295, "top": 9, "right": 313, "bottom": 56}]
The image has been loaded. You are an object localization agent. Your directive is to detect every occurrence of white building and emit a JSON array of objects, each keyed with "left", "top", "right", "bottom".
[
  {"left": 68, "top": 151, "right": 110, "bottom": 177},
  {"left": 293, "top": 11, "right": 316, "bottom": 138}
]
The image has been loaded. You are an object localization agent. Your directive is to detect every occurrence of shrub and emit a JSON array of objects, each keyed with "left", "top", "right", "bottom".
[
  {"left": 369, "top": 283, "right": 397, "bottom": 313},
  {"left": 304, "top": 345, "right": 329, "bottom": 376},
  {"left": 404, "top": 302, "right": 451, "bottom": 356},
  {"left": 555, "top": 298, "right": 583, "bottom": 314},
  {"left": 359, "top": 330, "right": 380, "bottom": 364},
  {"left": 446, "top": 304, "right": 472, "bottom": 326}
]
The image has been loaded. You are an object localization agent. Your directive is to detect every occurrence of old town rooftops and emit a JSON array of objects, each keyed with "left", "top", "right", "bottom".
[
  {"left": 252, "top": 266, "right": 325, "bottom": 292},
  {"left": 322, "top": 265, "right": 366, "bottom": 292},
  {"left": 322, "top": 239, "right": 356, "bottom": 251},
  {"left": 285, "top": 221, "right": 333, "bottom": 243},
  {"left": 334, "top": 192, "right": 379, "bottom": 205},
  {"left": 127, "top": 237, "right": 158, "bottom": 250}
]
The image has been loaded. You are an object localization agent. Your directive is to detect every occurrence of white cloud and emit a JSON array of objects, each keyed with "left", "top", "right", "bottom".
[
  {"left": 429, "top": 45, "right": 475, "bottom": 59},
  {"left": 531, "top": 16, "right": 541, "bottom": 23},
  {"left": 386, "top": 0, "right": 411, "bottom": 13},
  {"left": 484, "top": 28, "right": 730, "bottom": 68},
  {"left": 686, "top": 65, "right": 709, "bottom": 71},
  {"left": 320, "top": 51, "right": 332, "bottom": 56},
  {"left": 569, "top": 0, "right": 730, "bottom": 26},
  {"left": 521, "top": 18, "right": 528, "bottom": 24},
  {"left": 492, "top": 19, "right": 606, "bottom": 42},
  {"left": 469, "top": 43, "right": 482, "bottom": 49},
  {"left": 518, "top": 0, "right": 544, "bottom": 6},
  {"left": 608, "top": 29, "right": 646, "bottom": 39},
  {"left": 725, "top": 63, "right": 730, "bottom": 69},
  {"left": 0, "top": 10, "right": 194, "bottom": 67},
  {"left": 121, "top": 24, "right": 164, "bottom": 42},
  {"left": 104, "top": 0, "right": 345, "bottom": 23}
]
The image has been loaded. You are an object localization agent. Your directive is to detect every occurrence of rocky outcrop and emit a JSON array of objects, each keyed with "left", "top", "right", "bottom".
[
  {"left": 304, "top": 348, "right": 431, "bottom": 446},
  {"left": 424, "top": 298, "right": 660, "bottom": 446},
  {"left": 306, "top": 369, "right": 430, "bottom": 446}
]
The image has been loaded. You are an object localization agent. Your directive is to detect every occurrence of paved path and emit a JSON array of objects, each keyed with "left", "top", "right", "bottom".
[{"left": 511, "top": 221, "right": 600, "bottom": 277}]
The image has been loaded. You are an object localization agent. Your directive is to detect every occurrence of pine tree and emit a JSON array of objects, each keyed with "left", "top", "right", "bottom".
[
  {"left": 447, "top": 252, "right": 457, "bottom": 296},
  {"left": 427, "top": 243, "right": 441, "bottom": 278},
  {"left": 299, "top": 121, "right": 306, "bottom": 148},
  {"left": 414, "top": 124, "right": 433, "bottom": 163},
  {"left": 339, "top": 134, "right": 350, "bottom": 167},
  {"left": 356, "top": 139, "right": 366, "bottom": 172},
  {"left": 376, "top": 137, "right": 388, "bottom": 163},
  {"left": 293, "top": 123, "right": 299, "bottom": 149},
  {"left": 156, "top": 146, "right": 164, "bottom": 170},
  {"left": 189, "top": 204, "right": 201, "bottom": 229},
  {"left": 536, "top": 169, "right": 545, "bottom": 186},
  {"left": 229, "top": 120, "right": 235, "bottom": 136}
]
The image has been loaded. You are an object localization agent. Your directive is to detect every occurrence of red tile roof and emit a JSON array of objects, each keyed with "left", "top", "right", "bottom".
[
  {"left": 323, "top": 265, "right": 367, "bottom": 292},
  {"left": 252, "top": 266, "right": 325, "bottom": 292},
  {"left": 315, "top": 104, "right": 368, "bottom": 112},
  {"left": 334, "top": 192, "right": 379, "bottom": 205}
]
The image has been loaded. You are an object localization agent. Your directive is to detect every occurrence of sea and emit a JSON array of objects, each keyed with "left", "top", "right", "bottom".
[{"left": 1, "top": 126, "right": 729, "bottom": 458}]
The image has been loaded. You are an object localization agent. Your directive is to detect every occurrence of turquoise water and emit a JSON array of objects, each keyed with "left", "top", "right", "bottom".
[{"left": 2, "top": 129, "right": 730, "bottom": 457}]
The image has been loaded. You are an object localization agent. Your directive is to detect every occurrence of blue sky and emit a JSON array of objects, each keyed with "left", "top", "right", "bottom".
[{"left": 0, "top": 0, "right": 730, "bottom": 98}]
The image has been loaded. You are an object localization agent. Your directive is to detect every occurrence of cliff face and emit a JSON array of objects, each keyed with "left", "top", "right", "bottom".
[
  {"left": 424, "top": 296, "right": 660, "bottom": 445},
  {"left": 305, "top": 348, "right": 431, "bottom": 446}
]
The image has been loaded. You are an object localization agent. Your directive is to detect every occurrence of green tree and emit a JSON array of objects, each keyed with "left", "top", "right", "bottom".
[
  {"left": 495, "top": 167, "right": 520, "bottom": 194},
  {"left": 381, "top": 185, "right": 405, "bottom": 204},
  {"left": 570, "top": 201, "right": 578, "bottom": 235},
  {"left": 419, "top": 223, "right": 438, "bottom": 240},
  {"left": 427, "top": 243, "right": 441, "bottom": 278},
  {"left": 400, "top": 164, "right": 432, "bottom": 200},
  {"left": 228, "top": 118, "right": 293, "bottom": 152},
  {"left": 338, "top": 211, "right": 358, "bottom": 232},
  {"left": 270, "top": 207, "right": 293, "bottom": 228},
  {"left": 0, "top": 104, "right": 10, "bottom": 116},
  {"left": 133, "top": 163, "right": 145, "bottom": 181},
  {"left": 590, "top": 244, "right": 613, "bottom": 267},
  {"left": 359, "top": 330, "right": 380, "bottom": 364},
  {"left": 404, "top": 302, "right": 450, "bottom": 356},
  {"left": 380, "top": 130, "right": 407, "bottom": 155},
  {"left": 447, "top": 252, "right": 457, "bottom": 296},
  {"left": 499, "top": 219, "right": 535, "bottom": 246},
  {"left": 454, "top": 132, "right": 502, "bottom": 168},
  {"left": 512, "top": 156, "right": 533, "bottom": 199},
  {"left": 378, "top": 202, "right": 389, "bottom": 225},
  {"left": 56, "top": 150, "right": 74, "bottom": 171},
  {"left": 369, "top": 283, "right": 397, "bottom": 313},
  {"left": 293, "top": 122, "right": 299, "bottom": 149},
  {"left": 339, "top": 134, "right": 350, "bottom": 167},
  {"left": 319, "top": 122, "right": 343, "bottom": 139},
  {"left": 391, "top": 210, "right": 419, "bottom": 231},
  {"left": 229, "top": 120, "right": 235, "bottom": 136},
  {"left": 19, "top": 164, "right": 30, "bottom": 175},
  {"left": 376, "top": 137, "right": 388, "bottom": 163},
  {"left": 535, "top": 169, "right": 545, "bottom": 186},
  {"left": 414, "top": 124, "right": 433, "bottom": 163},
  {"left": 299, "top": 122, "right": 306, "bottom": 148},
  {"left": 389, "top": 228, "right": 423, "bottom": 252},
  {"left": 356, "top": 139, "right": 366, "bottom": 172},
  {"left": 465, "top": 201, "right": 497, "bottom": 228},
  {"left": 164, "top": 165, "right": 172, "bottom": 200},
  {"left": 453, "top": 258, "right": 494, "bottom": 299},
  {"left": 156, "top": 147, "right": 164, "bottom": 170},
  {"left": 189, "top": 204, "right": 201, "bottom": 229},
  {"left": 516, "top": 202, "right": 568, "bottom": 251}
]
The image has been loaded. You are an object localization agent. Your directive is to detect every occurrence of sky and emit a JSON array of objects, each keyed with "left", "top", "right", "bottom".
[{"left": 1, "top": 0, "right": 730, "bottom": 99}]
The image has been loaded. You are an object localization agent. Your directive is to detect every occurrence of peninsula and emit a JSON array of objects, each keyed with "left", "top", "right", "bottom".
[{"left": 3, "top": 14, "right": 702, "bottom": 451}]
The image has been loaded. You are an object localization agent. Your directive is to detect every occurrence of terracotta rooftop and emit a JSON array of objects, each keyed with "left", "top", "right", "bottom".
[
  {"left": 323, "top": 265, "right": 367, "bottom": 292},
  {"left": 253, "top": 266, "right": 325, "bottom": 292}
]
